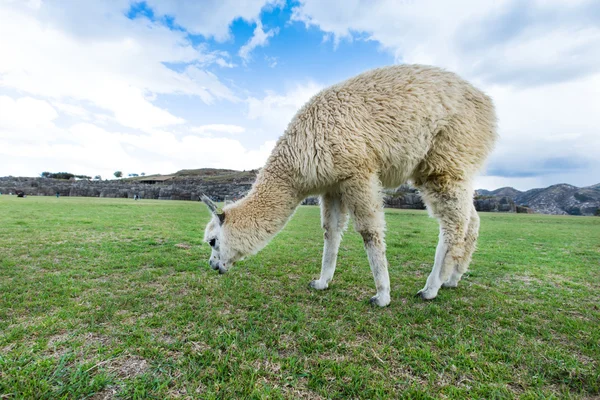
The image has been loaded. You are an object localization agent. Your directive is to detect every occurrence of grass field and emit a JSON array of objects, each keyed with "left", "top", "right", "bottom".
[{"left": 1, "top": 196, "right": 599, "bottom": 399}]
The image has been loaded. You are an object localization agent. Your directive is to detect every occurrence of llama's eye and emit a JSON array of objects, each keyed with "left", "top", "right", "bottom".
[{"left": 209, "top": 238, "right": 216, "bottom": 248}]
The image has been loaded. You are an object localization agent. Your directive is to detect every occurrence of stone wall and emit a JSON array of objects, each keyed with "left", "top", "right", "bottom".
[
  {"left": 0, "top": 177, "right": 252, "bottom": 202},
  {"left": 0, "top": 176, "right": 530, "bottom": 214},
  {"left": 383, "top": 185, "right": 426, "bottom": 210}
]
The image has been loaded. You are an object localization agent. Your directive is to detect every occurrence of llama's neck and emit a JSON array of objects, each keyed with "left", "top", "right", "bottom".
[{"left": 225, "top": 170, "right": 302, "bottom": 255}]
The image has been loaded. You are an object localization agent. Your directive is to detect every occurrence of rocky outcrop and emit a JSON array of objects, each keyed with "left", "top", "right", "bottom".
[
  {"left": 301, "top": 197, "right": 320, "bottom": 206},
  {"left": 0, "top": 176, "right": 253, "bottom": 202},
  {"left": 3, "top": 173, "right": 599, "bottom": 216},
  {"left": 383, "top": 185, "right": 426, "bottom": 209},
  {"left": 514, "top": 184, "right": 600, "bottom": 216},
  {"left": 476, "top": 183, "right": 600, "bottom": 216},
  {"left": 473, "top": 196, "right": 516, "bottom": 212},
  {"left": 300, "top": 185, "right": 425, "bottom": 209}
]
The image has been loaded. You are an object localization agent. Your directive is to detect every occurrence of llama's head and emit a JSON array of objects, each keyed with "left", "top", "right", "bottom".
[{"left": 201, "top": 195, "right": 243, "bottom": 274}]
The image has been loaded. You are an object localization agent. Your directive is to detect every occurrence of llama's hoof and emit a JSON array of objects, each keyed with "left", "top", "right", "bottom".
[
  {"left": 369, "top": 294, "right": 390, "bottom": 307},
  {"left": 416, "top": 288, "right": 437, "bottom": 300},
  {"left": 308, "top": 280, "right": 328, "bottom": 290}
]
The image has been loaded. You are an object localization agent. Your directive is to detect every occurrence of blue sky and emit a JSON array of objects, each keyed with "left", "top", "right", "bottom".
[{"left": 1, "top": 0, "right": 599, "bottom": 190}]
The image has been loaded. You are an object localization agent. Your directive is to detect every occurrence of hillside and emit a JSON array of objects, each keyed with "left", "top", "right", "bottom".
[
  {"left": 127, "top": 168, "right": 258, "bottom": 184},
  {"left": 477, "top": 183, "right": 600, "bottom": 216},
  {"left": 515, "top": 184, "right": 600, "bottom": 215},
  {"left": 2, "top": 169, "right": 599, "bottom": 215},
  {"left": 0, "top": 168, "right": 258, "bottom": 201}
]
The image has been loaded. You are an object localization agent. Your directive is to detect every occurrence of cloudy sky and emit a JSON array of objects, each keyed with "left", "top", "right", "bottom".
[{"left": 1, "top": 0, "right": 599, "bottom": 190}]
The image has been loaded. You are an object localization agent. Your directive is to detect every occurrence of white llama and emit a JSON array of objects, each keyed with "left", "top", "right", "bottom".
[{"left": 202, "top": 64, "right": 497, "bottom": 306}]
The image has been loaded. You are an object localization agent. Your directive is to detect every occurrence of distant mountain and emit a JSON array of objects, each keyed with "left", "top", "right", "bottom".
[
  {"left": 477, "top": 183, "right": 600, "bottom": 216},
  {"left": 477, "top": 186, "right": 522, "bottom": 198},
  {"left": 491, "top": 187, "right": 523, "bottom": 198},
  {"left": 127, "top": 168, "right": 258, "bottom": 184}
]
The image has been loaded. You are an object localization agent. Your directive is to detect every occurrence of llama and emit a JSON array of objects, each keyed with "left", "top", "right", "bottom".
[{"left": 202, "top": 64, "right": 497, "bottom": 306}]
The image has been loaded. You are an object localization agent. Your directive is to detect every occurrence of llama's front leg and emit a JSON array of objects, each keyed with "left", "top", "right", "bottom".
[
  {"left": 417, "top": 183, "right": 472, "bottom": 300},
  {"left": 417, "top": 228, "right": 448, "bottom": 299},
  {"left": 361, "top": 229, "right": 391, "bottom": 307},
  {"left": 341, "top": 175, "right": 390, "bottom": 307},
  {"left": 309, "top": 194, "right": 348, "bottom": 290},
  {"left": 442, "top": 204, "right": 480, "bottom": 288}
]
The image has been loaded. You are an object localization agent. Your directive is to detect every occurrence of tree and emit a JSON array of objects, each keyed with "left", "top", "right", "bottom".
[
  {"left": 114, "top": 171, "right": 123, "bottom": 178},
  {"left": 41, "top": 171, "right": 51, "bottom": 178},
  {"left": 141, "top": 172, "right": 146, "bottom": 176},
  {"left": 53, "top": 172, "right": 75, "bottom": 180},
  {"left": 94, "top": 175, "right": 102, "bottom": 180}
]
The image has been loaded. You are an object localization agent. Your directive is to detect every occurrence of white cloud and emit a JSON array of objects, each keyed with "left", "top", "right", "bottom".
[
  {"left": 292, "top": 0, "right": 497, "bottom": 59},
  {"left": 2, "top": 0, "right": 598, "bottom": 191},
  {"left": 50, "top": 102, "right": 92, "bottom": 119},
  {"left": 239, "top": 21, "right": 279, "bottom": 62},
  {"left": 291, "top": 1, "right": 600, "bottom": 86},
  {"left": 478, "top": 74, "right": 600, "bottom": 187},
  {"left": 145, "top": 0, "right": 284, "bottom": 41},
  {"left": 191, "top": 124, "right": 246, "bottom": 135},
  {"left": 291, "top": 0, "right": 600, "bottom": 188},
  {"left": 0, "top": 96, "right": 58, "bottom": 131},
  {"left": 265, "top": 56, "right": 278, "bottom": 68},
  {"left": 0, "top": 2, "right": 283, "bottom": 179},
  {"left": 0, "top": 97, "right": 277, "bottom": 178},
  {"left": 216, "top": 59, "right": 236, "bottom": 68},
  {"left": 247, "top": 82, "right": 323, "bottom": 133},
  {"left": 0, "top": 1, "right": 238, "bottom": 131}
]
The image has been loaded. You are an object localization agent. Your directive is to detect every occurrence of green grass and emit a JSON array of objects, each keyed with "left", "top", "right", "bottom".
[{"left": 1, "top": 196, "right": 599, "bottom": 399}]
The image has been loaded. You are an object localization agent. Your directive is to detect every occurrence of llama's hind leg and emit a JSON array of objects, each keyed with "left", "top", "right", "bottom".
[
  {"left": 341, "top": 175, "right": 390, "bottom": 307},
  {"left": 417, "top": 183, "right": 473, "bottom": 300},
  {"left": 443, "top": 204, "right": 479, "bottom": 288},
  {"left": 309, "top": 193, "right": 348, "bottom": 290}
]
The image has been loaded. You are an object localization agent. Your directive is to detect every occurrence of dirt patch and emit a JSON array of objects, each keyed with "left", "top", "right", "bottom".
[
  {"left": 174, "top": 243, "right": 191, "bottom": 249},
  {"left": 165, "top": 388, "right": 188, "bottom": 398},
  {"left": 110, "top": 355, "right": 149, "bottom": 378},
  {"left": 1, "top": 343, "right": 16, "bottom": 353},
  {"left": 547, "top": 273, "right": 595, "bottom": 289},
  {"left": 508, "top": 275, "right": 546, "bottom": 286},
  {"left": 156, "top": 333, "right": 176, "bottom": 345},
  {"left": 277, "top": 334, "right": 299, "bottom": 357},
  {"left": 9, "top": 314, "right": 50, "bottom": 330},
  {"left": 80, "top": 332, "right": 116, "bottom": 348},
  {"left": 44, "top": 332, "right": 73, "bottom": 359},
  {"left": 253, "top": 359, "right": 282, "bottom": 375},
  {"left": 89, "top": 386, "right": 120, "bottom": 400},
  {"left": 317, "top": 351, "right": 348, "bottom": 362},
  {"left": 281, "top": 377, "right": 325, "bottom": 400},
  {"left": 43, "top": 332, "right": 117, "bottom": 362},
  {"left": 88, "top": 354, "right": 149, "bottom": 379},
  {"left": 47, "top": 332, "right": 71, "bottom": 347},
  {"left": 189, "top": 341, "right": 211, "bottom": 352}
]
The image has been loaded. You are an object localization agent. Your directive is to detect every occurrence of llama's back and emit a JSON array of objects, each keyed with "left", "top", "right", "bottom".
[{"left": 269, "top": 64, "right": 497, "bottom": 192}]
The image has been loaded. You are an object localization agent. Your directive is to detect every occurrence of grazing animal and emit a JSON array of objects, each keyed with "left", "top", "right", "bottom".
[{"left": 203, "top": 64, "right": 497, "bottom": 306}]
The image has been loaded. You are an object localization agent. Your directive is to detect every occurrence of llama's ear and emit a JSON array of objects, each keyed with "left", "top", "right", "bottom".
[
  {"left": 201, "top": 194, "right": 225, "bottom": 224},
  {"left": 201, "top": 194, "right": 219, "bottom": 214}
]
